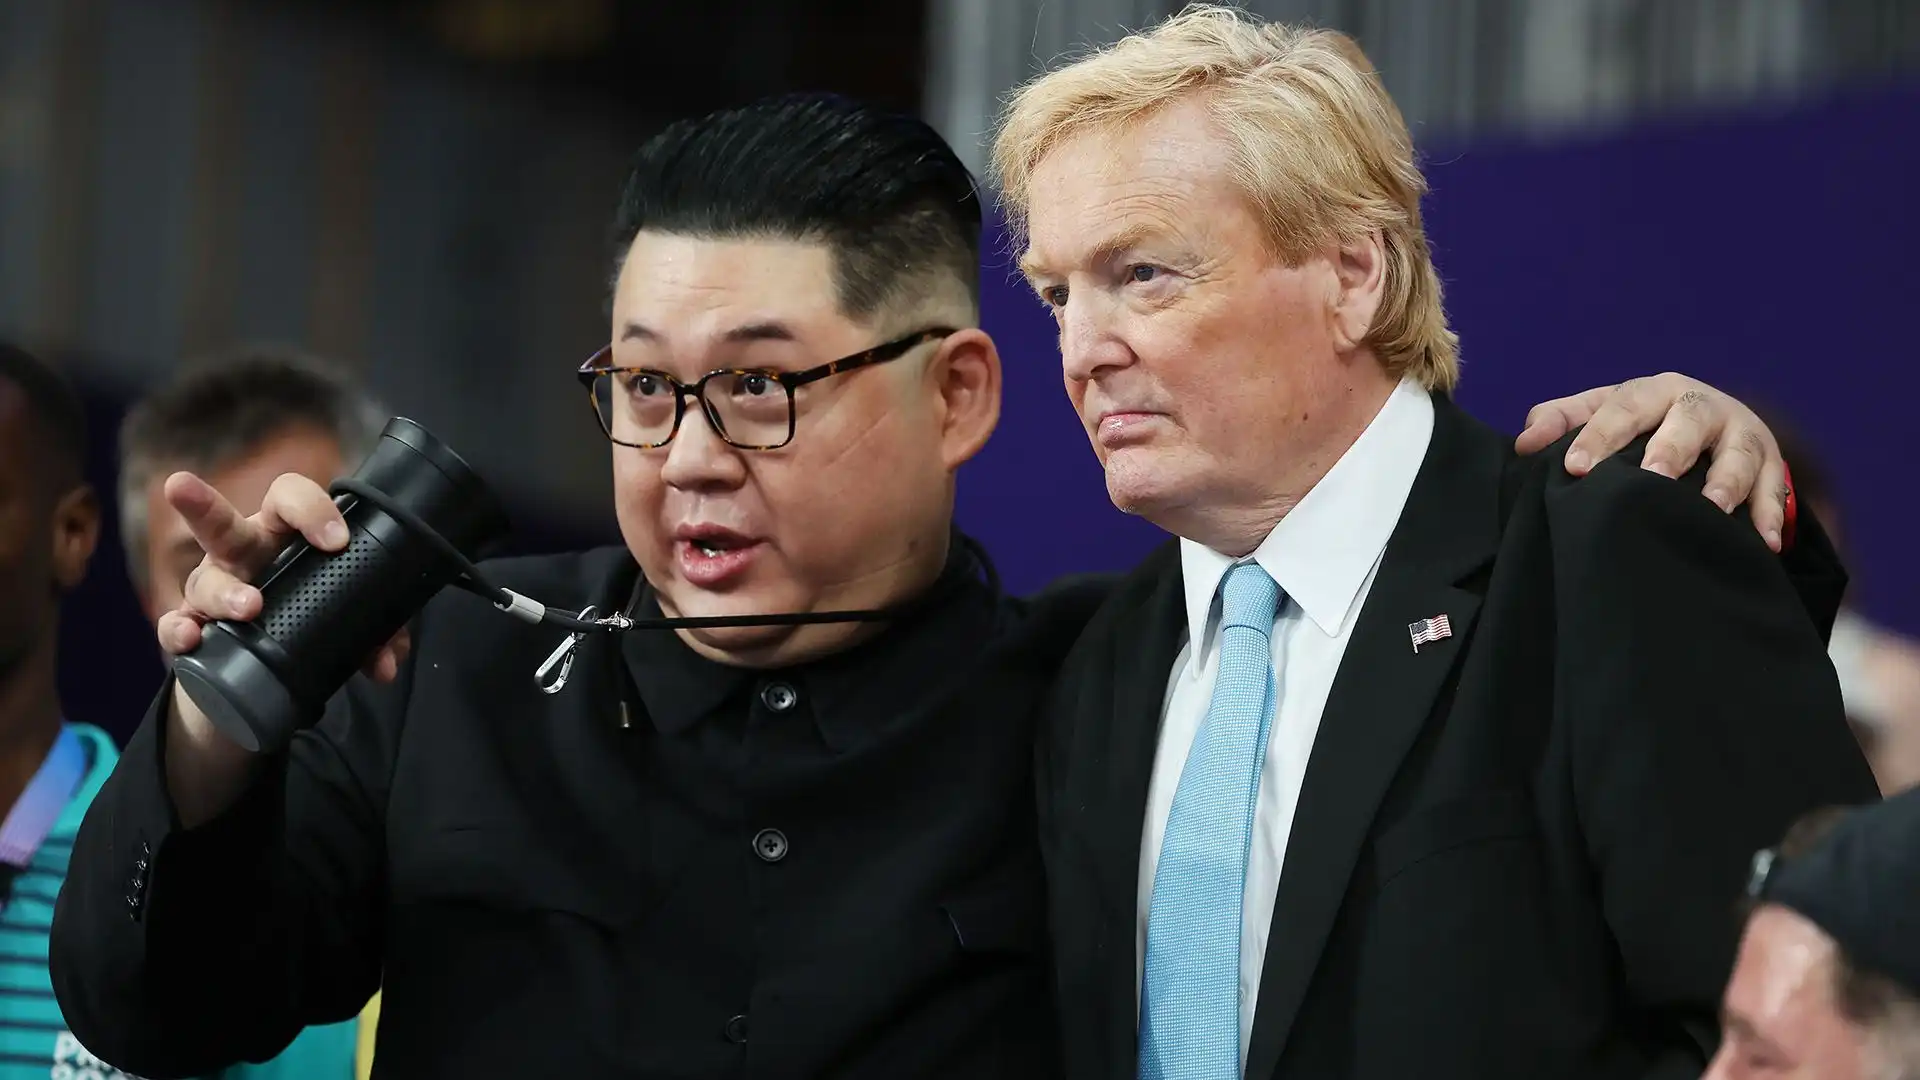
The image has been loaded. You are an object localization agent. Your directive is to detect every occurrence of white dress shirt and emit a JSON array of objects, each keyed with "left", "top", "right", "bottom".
[{"left": 1135, "top": 377, "right": 1435, "bottom": 1060}]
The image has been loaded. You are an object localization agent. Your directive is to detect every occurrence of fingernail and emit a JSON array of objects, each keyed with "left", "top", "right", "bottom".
[
  {"left": 1565, "top": 449, "right": 1590, "bottom": 472},
  {"left": 228, "top": 586, "right": 252, "bottom": 611},
  {"left": 325, "top": 521, "right": 349, "bottom": 547},
  {"left": 1766, "top": 529, "right": 1783, "bottom": 551},
  {"left": 1704, "top": 487, "right": 1733, "bottom": 511},
  {"left": 1643, "top": 460, "right": 1675, "bottom": 479}
]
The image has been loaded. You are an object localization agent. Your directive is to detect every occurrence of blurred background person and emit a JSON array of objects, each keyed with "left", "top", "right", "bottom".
[
  {"left": 117, "top": 347, "right": 383, "bottom": 626},
  {"left": 1708, "top": 791, "right": 1920, "bottom": 1079},
  {"left": 1833, "top": 609, "right": 1920, "bottom": 795},
  {"left": 1764, "top": 418, "right": 1920, "bottom": 795},
  {"left": 0, "top": 341, "right": 119, "bottom": 1078},
  {"left": 115, "top": 346, "right": 385, "bottom": 1080}
]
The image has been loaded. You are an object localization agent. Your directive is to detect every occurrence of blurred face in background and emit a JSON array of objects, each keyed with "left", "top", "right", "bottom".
[
  {"left": 1706, "top": 905, "right": 1879, "bottom": 1080},
  {"left": 1018, "top": 96, "right": 1392, "bottom": 554},
  {"left": 138, "top": 426, "right": 344, "bottom": 620},
  {"left": 0, "top": 383, "right": 97, "bottom": 674},
  {"left": 605, "top": 231, "right": 999, "bottom": 667}
]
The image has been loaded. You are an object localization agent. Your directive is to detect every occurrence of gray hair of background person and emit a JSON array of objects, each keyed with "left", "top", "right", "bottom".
[{"left": 116, "top": 346, "right": 386, "bottom": 595}]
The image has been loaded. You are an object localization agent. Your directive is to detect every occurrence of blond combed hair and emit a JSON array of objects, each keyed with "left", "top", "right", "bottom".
[{"left": 989, "top": 3, "right": 1461, "bottom": 392}]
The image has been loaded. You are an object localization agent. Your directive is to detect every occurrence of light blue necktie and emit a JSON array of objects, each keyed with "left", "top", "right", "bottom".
[{"left": 1140, "top": 561, "right": 1282, "bottom": 1080}]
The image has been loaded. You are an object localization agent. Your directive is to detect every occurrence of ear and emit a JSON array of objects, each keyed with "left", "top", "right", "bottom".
[
  {"left": 1330, "top": 229, "right": 1387, "bottom": 353},
  {"left": 49, "top": 483, "right": 100, "bottom": 593},
  {"left": 927, "top": 328, "right": 1002, "bottom": 470}
]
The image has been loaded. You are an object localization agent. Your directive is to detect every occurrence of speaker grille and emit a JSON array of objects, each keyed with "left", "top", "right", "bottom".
[{"left": 258, "top": 527, "right": 389, "bottom": 646}]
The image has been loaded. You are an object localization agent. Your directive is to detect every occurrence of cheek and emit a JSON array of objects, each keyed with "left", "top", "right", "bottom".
[
  {"left": 609, "top": 451, "right": 666, "bottom": 543},
  {"left": 0, "top": 504, "right": 28, "bottom": 564},
  {"left": 1063, "top": 376, "right": 1089, "bottom": 416},
  {"left": 1174, "top": 295, "right": 1314, "bottom": 423},
  {"left": 784, "top": 430, "right": 906, "bottom": 519},
  {"left": 785, "top": 426, "right": 934, "bottom": 533}
]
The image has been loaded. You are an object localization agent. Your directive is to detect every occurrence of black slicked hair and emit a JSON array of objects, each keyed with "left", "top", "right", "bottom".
[
  {"left": 611, "top": 92, "right": 983, "bottom": 322},
  {"left": 0, "top": 338, "right": 87, "bottom": 488}
]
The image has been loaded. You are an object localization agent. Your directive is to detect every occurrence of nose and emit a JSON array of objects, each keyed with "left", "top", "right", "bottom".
[
  {"left": 657, "top": 400, "right": 748, "bottom": 491},
  {"left": 1058, "top": 292, "right": 1131, "bottom": 385}
]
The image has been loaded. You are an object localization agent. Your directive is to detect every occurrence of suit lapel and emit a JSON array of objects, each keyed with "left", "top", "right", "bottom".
[
  {"left": 1071, "top": 543, "right": 1187, "bottom": 1076},
  {"left": 1088, "top": 544, "right": 1188, "bottom": 910},
  {"left": 1242, "top": 398, "right": 1507, "bottom": 1079}
]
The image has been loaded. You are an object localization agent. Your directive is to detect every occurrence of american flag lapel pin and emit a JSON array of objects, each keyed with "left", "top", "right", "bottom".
[{"left": 1408, "top": 614, "right": 1452, "bottom": 654}]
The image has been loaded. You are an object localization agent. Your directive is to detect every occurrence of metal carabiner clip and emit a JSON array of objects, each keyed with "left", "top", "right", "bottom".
[{"left": 535, "top": 605, "right": 597, "bottom": 695}]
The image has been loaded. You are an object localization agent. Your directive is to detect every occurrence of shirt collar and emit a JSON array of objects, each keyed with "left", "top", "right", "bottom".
[
  {"left": 1179, "top": 377, "right": 1435, "bottom": 674},
  {"left": 622, "top": 536, "right": 1003, "bottom": 751}
]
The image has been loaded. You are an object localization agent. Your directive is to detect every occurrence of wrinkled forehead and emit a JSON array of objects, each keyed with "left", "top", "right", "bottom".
[
  {"left": 1727, "top": 905, "right": 1852, "bottom": 1033},
  {"left": 1017, "top": 103, "right": 1240, "bottom": 277},
  {"left": 611, "top": 231, "right": 864, "bottom": 363}
]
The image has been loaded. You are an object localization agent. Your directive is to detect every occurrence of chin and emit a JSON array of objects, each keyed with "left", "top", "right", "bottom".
[
  {"left": 679, "top": 621, "right": 798, "bottom": 658},
  {"left": 1101, "top": 452, "right": 1187, "bottom": 519},
  {"left": 654, "top": 580, "right": 805, "bottom": 649},
  {"left": 655, "top": 578, "right": 798, "bottom": 621}
]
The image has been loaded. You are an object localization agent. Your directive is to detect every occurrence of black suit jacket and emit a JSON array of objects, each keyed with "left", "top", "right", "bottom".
[
  {"left": 52, "top": 544, "right": 1111, "bottom": 1080},
  {"left": 1038, "top": 397, "right": 1880, "bottom": 1080}
]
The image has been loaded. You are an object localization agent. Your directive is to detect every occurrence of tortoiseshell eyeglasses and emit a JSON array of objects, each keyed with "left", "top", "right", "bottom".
[{"left": 576, "top": 327, "right": 956, "bottom": 450}]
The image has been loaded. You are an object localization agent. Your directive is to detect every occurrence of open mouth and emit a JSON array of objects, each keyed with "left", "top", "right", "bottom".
[{"left": 674, "top": 526, "right": 763, "bottom": 587}]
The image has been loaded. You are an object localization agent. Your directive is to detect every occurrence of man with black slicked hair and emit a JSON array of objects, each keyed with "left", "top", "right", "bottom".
[{"left": 610, "top": 93, "right": 985, "bottom": 323}]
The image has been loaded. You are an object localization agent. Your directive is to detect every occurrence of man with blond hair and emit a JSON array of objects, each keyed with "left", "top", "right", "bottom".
[{"left": 996, "top": 6, "right": 1881, "bottom": 1079}]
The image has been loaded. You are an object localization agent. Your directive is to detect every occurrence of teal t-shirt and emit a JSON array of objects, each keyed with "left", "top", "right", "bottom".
[
  {"left": 0, "top": 723, "right": 136, "bottom": 1079},
  {"left": 0, "top": 723, "right": 357, "bottom": 1080}
]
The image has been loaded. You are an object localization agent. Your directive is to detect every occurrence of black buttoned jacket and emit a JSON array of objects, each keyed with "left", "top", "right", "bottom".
[{"left": 51, "top": 542, "right": 1110, "bottom": 1079}]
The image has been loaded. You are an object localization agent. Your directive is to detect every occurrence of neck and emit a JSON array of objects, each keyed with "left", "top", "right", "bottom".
[
  {"left": 0, "top": 625, "right": 63, "bottom": 818},
  {"left": 1175, "top": 364, "right": 1400, "bottom": 557}
]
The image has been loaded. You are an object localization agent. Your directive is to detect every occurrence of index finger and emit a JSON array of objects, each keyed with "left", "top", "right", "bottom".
[
  {"left": 1561, "top": 376, "right": 1680, "bottom": 474},
  {"left": 1515, "top": 386, "right": 1616, "bottom": 455},
  {"left": 164, "top": 472, "right": 269, "bottom": 568}
]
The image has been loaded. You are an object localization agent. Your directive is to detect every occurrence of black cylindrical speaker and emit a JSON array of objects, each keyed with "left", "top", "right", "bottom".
[{"left": 173, "top": 418, "right": 509, "bottom": 754}]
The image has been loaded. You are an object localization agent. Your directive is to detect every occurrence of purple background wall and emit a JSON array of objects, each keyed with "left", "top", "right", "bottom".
[{"left": 954, "top": 79, "right": 1920, "bottom": 638}]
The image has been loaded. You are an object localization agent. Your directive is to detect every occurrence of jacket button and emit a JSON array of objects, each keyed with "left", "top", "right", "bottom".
[
  {"left": 752, "top": 828, "right": 789, "bottom": 863},
  {"left": 760, "top": 682, "right": 797, "bottom": 712},
  {"left": 724, "top": 1014, "right": 749, "bottom": 1044}
]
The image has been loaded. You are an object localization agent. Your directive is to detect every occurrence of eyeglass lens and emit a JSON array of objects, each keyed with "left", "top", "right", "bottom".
[{"left": 591, "top": 370, "right": 791, "bottom": 447}]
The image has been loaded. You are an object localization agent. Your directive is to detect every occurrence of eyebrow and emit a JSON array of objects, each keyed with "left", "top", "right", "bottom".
[
  {"left": 1018, "top": 221, "right": 1160, "bottom": 282},
  {"left": 620, "top": 319, "right": 801, "bottom": 346}
]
